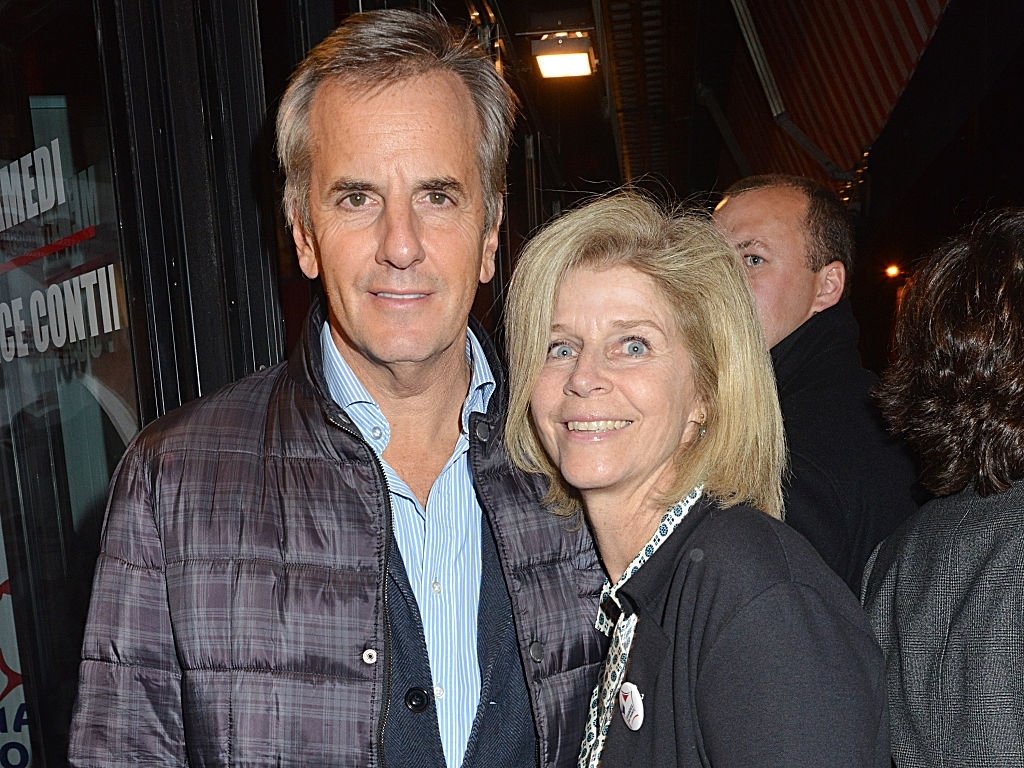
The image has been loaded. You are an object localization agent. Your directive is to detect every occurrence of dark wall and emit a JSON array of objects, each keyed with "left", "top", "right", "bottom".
[{"left": 853, "top": 0, "right": 1024, "bottom": 371}]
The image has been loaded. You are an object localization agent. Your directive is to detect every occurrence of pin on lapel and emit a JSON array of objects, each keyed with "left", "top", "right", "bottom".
[{"left": 618, "top": 681, "right": 644, "bottom": 730}]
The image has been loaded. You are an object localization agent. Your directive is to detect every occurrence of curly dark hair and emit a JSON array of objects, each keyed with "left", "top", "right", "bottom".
[{"left": 876, "top": 209, "right": 1024, "bottom": 496}]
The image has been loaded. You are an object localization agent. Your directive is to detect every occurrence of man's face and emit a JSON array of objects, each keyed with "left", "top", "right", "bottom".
[
  {"left": 714, "top": 185, "right": 842, "bottom": 349},
  {"left": 292, "top": 71, "right": 498, "bottom": 382}
]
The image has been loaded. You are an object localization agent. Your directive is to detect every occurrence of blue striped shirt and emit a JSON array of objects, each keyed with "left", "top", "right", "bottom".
[{"left": 320, "top": 322, "right": 494, "bottom": 768}]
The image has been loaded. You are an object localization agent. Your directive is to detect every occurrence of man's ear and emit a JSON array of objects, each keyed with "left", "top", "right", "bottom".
[
  {"left": 479, "top": 197, "right": 502, "bottom": 285},
  {"left": 811, "top": 260, "right": 845, "bottom": 312},
  {"left": 292, "top": 220, "right": 320, "bottom": 280}
]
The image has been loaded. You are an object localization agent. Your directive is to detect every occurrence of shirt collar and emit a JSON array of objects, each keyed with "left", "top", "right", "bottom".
[
  {"left": 319, "top": 321, "right": 496, "bottom": 430},
  {"left": 594, "top": 485, "right": 704, "bottom": 636}
]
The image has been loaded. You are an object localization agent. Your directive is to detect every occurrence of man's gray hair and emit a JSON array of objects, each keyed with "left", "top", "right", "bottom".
[{"left": 276, "top": 9, "right": 517, "bottom": 234}]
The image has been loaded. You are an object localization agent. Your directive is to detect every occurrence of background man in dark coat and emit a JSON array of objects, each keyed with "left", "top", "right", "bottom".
[{"left": 714, "top": 174, "right": 918, "bottom": 592}]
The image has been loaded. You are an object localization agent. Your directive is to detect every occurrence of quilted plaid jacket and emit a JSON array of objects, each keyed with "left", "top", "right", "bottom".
[{"left": 68, "top": 301, "right": 607, "bottom": 767}]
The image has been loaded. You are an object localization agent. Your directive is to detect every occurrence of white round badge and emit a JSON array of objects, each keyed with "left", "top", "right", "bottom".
[{"left": 618, "top": 681, "right": 644, "bottom": 731}]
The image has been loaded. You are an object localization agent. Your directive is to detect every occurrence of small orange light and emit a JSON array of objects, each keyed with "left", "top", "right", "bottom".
[{"left": 885, "top": 264, "right": 902, "bottom": 278}]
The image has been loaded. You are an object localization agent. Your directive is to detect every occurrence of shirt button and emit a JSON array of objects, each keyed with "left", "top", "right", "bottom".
[
  {"left": 431, "top": 580, "right": 442, "bottom": 594},
  {"left": 433, "top": 685, "right": 445, "bottom": 699},
  {"left": 362, "top": 648, "right": 378, "bottom": 665},
  {"left": 370, "top": 426, "right": 383, "bottom": 440},
  {"left": 405, "top": 687, "right": 430, "bottom": 713}
]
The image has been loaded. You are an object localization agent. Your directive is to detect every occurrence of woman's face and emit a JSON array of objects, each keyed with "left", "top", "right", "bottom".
[{"left": 530, "top": 264, "right": 705, "bottom": 509}]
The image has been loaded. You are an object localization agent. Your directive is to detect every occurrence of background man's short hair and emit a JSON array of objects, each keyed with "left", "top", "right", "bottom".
[{"left": 724, "top": 174, "right": 855, "bottom": 280}]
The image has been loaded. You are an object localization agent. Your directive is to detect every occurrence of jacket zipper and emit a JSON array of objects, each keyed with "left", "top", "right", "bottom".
[{"left": 327, "top": 413, "right": 394, "bottom": 768}]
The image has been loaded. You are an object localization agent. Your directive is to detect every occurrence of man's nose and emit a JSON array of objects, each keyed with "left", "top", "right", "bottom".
[{"left": 377, "top": 200, "right": 425, "bottom": 269}]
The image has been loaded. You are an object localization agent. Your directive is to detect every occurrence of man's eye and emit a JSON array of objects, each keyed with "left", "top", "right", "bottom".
[
  {"left": 547, "top": 342, "right": 575, "bottom": 360},
  {"left": 343, "top": 192, "right": 369, "bottom": 207},
  {"left": 622, "top": 337, "right": 649, "bottom": 356},
  {"left": 427, "top": 191, "right": 451, "bottom": 205},
  {"left": 743, "top": 254, "right": 764, "bottom": 267}
]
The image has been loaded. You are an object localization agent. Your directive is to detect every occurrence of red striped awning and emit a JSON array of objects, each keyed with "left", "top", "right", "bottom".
[{"left": 724, "top": 0, "right": 949, "bottom": 185}]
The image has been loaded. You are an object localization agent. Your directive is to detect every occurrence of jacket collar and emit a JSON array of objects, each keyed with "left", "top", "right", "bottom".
[{"left": 769, "top": 299, "right": 862, "bottom": 388}]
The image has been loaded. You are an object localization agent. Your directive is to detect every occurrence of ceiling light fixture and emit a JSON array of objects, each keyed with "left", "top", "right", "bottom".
[{"left": 532, "top": 31, "right": 595, "bottom": 78}]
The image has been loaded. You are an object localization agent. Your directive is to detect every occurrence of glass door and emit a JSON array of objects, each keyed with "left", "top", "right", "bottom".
[{"left": 0, "top": 2, "right": 138, "bottom": 763}]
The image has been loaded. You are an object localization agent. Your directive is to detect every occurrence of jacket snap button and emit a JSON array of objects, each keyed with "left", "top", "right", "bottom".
[
  {"left": 361, "top": 648, "right": 377, "bottom": 665},
  {"left": 474, "top": 422, "right": 491, "bottom": 441},
  {"left": 405, "top": 687, "right": 430, "bottom": 713},
  {"left": 529, "top": 640, "right": 544, "bottom": 663}
]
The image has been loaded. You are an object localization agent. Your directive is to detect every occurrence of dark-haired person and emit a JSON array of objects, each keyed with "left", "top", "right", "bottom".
[
  {"left": 714, "top": 174, "right": 918, "bottom": 592},
  {"left": 67, "top": 9, "right": 605, "bottom": 767},
  {"left": 862, "top": 209, "right": 1024, "bottom": 767}
]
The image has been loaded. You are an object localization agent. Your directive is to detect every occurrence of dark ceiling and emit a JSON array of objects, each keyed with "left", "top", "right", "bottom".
[
  {"left": 465, "top": 0, "right": 953, "bottom": 206},
  {"left": 462, "top": 0, "right": 725, "bottom": 202},
  {"left": 441, "top": 0, "right": 1024, "bottom": 368},
  {"left": 437, "top": 0, "right": 1021, "bottom": 211}
]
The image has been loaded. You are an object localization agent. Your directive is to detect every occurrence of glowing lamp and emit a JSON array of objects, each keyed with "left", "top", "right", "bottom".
[{"left": 532, "top": 32, "right": 595, "bottom": 78}]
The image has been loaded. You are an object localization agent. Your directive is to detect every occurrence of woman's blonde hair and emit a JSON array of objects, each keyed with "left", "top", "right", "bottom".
[{"left": 504, "top": 191, "right": 785, "bottom": 519}]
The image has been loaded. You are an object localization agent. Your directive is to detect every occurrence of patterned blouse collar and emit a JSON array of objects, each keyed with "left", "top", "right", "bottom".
[{"left": 595, "top": 485, "right": 704, "bottom": 636}]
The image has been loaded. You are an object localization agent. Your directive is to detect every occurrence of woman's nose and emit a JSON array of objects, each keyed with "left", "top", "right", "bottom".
[{"left": 563, "top": 350, "right": 610, "bottom": 397}]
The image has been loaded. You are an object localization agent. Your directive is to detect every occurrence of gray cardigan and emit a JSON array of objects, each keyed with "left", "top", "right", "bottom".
[{"left": 862, "top": 479, "right": 1024, "bottom": 767}]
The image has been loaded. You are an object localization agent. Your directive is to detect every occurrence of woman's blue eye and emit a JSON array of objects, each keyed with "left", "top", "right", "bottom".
[
  {"left": 624, "top": 337, "right": 649, "bottom": 356},
  {"left": 547, "top": 343, "right": 575, "bottom": 359}
]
